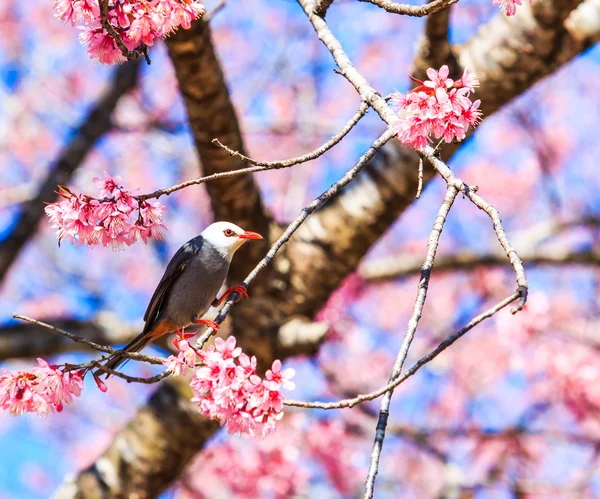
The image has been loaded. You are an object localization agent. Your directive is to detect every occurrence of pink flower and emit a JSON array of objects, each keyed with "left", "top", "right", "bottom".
[
  {"left": 126, "top": 8, "right": 156, "bottom": 46},
  {"left": 454, "top": 68, "right": 480, "bottom": 93},
  {"left": 33, "top": 359, "right": 83, "bottom": 412},
  {"left": 264, "top": 360, "right": 296, "bottom": 391},
  {"left": 55, "top": 0, "right": 205, "bottom": 64},
  {"left": 163, "top": 355, "right": 187, "bottom": 376},
  {"left": 79, "top": 26, "right": 125, "bottom": 65},
  {"left": 424, "top": 65, "right": 453, "bottom": 89},
  {"left": 72, "top": 0, "right": 100, "bottom": 24},
  {"left": 166, "top": 0, "right": 206, "bottom": 31},
  {"left": 191, "top": 336, "right": 294, "bottom": 437},
  {"left": 164, "top": 338, "right": 198, "bottom": 376},
  {"left": 45, "top": 173, "right": 167, "bottom": 248},
  {"left": 0, "top": 371, "right": 49, "bottom": 416},
  {"left": 390, "top": 65, "right": 482, "bottom": 150},
  {"left": 214, "top": 336, "right": 242, "bottom": 360},
  {"left": 0, "top": 359, "right": 84, "bottom": 417},
  {"left": 54, "top": 0, "right": 75, "bottom": 24},
  {"left": 93, "top": 171, "right": 123, "bottom": 198},
  {"left": 492, "top": 0, "right": 525, "bottom": 16}
]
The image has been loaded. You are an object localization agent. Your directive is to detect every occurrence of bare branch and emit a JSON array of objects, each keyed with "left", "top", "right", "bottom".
[
  {"left": 211, "top": 100, "right": 369, "bottom": 168},
  {"left": 361, "top": 246, "right": 600, "bottom": 281},
  {"left": 416, "top": 157, "right": 424, "bottom": 199},
  {"left": 420, "top": 147, "right": 528, "bottom": 313},
  {"left": 358, "top": 0, "right": 458, "bottom": 17},
  {"left": 285, "top": 291, "right": 520, "bottom": 409},
  {"left": 13, "top": 314, "right": 165, "bottom": 366},
  {"left": 365, "top": 185, "right": 458, "bottom": 498},
  {"left": 412, "top": 0, "right": 459, "bottom": 79},
  {"left": 130, "top": 100, "right": 370, "bottom": 201}
]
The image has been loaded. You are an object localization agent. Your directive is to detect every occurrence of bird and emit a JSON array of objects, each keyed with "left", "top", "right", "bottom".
[{"left": 97, "top": 221, "right": 263, "bottom": 376}]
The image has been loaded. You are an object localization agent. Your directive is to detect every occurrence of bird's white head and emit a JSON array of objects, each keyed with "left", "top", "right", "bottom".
[{"left": 201, "top": 221, "right": 263, "bottom": 259}]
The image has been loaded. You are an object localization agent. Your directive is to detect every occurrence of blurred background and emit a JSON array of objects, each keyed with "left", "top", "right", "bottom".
[{"left": 1, "top": 0, "right": 600, "bottom": 497}]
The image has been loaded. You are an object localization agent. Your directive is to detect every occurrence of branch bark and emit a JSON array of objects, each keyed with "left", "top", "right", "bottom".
[
  {"left": 0, "top": 61, "right": 141, "bottom": 283},
  {"left": 361, "top": 246, "right": 600, "bottom": 281}
]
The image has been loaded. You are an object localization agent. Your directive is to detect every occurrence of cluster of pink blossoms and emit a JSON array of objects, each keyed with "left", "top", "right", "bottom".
[
  {"left": 191, "top": 336, "right": 295, "bottom": 437},
  {"left": 45, "top": 172, "right": 166, "bottom": 249},
  {"left": 390, "top": 65, "right": 482, "bottom": 150},
  {"left": 53, "top": 0, "right": 205, "bottom": 64},
  {"left": 0, "top": 359, "right": 83, "bottom": 417},
  {"left": 493, "top": 0, "right": 529, "bottom": 16}
]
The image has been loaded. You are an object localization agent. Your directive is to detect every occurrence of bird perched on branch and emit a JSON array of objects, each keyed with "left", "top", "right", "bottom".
[{"left": 98, "top": 221, "right": 263, "bottom": 376}]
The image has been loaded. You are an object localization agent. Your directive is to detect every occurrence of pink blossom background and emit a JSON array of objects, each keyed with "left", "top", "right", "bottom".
[{"left": 1, "top": 0, "right": 600, "bottom": 497}]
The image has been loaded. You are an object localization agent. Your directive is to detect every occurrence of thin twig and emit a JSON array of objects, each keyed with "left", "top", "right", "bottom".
[
  {"left": 358, "top": 0, "right": 458, "bottom": 17},
  {"left": 204, "top": 0, "right": 226, "bottom": 21},
  {"left": 361, "top": 247, "right": 600, "bottom": 282},
  {"left": 92, "top": 360, "right": 171, "bottom": 384},
  {"left": 13, "top": 314, "right": 165, "bottom": 366},
  {"left": 135, "top": 101, "right": 369, "bottom": 201},
  {"left": 196, "top": 130, "right": 395, "bottom": 349},
  {"left": 420, "top": 147, "right": 528, "bottom": 313},
  {"left": 416, "top": 157, "right": 424, "bottom": 199},
  {"left": 212, "top": 101, "right": 369, "bottom": 168},
  {"left": 364, "top": 185, "right": 458, "bottom": 498},
  {"left": 285, "top": 291, "right": 520, "bottom": 409}
]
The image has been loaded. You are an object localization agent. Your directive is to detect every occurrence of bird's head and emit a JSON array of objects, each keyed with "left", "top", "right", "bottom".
[{"left": 201, "top": 221, "right": 263, "bottom": 258}]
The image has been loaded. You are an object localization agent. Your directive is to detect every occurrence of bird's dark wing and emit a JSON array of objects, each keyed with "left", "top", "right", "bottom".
[{"left": 143, "top": 238, "right": 202, "bottom": 331}]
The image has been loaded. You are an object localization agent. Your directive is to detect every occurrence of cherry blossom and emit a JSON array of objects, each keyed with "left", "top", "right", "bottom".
[
  {"left": 493, "top": 0, "right": 527, "bottom": 16},
  {"left": 0, "top": 359, "right": 84, "bottom": 417},
  {"left": 54, "top": 0, "right": 206, "bottom": 63},
  {"left": 190, "top": 336, "right": 295, "bottom": 437},
  {"left": 164, "top": 337, "right": 197, "bottom": 376},
  {"left": 44, "top": 172, "right": 166, "bottom": 248},
  {"left": 390, "top": 66, "right": 482, "bottom": 150}
]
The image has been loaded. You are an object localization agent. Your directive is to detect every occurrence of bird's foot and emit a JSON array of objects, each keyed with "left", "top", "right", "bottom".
[
  {"left": 194, "top": 319, "right": 220, "bottom": 330},
  {"left": 176, "top": 327, "right": 197, "bottom": 341},
  {"left": 213, "top": 285, "right": 249, "bottom": 307}
]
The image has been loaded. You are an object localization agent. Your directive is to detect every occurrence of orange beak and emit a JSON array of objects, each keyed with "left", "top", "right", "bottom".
[{"left": 238, "top": 230, "right": 263, "bottom": 240}]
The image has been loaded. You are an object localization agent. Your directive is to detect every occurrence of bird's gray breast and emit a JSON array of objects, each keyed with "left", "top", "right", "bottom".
[{"left": 161, "top": 242, "right": 230, "bottom": 327}]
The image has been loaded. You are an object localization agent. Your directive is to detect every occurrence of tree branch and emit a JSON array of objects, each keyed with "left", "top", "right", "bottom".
[
  {"left": 358, "top": 0, "right": 458, "bottom": 17},
  {"left": 412, "top": 0, "right": 459, "bottom": 78},
  {"left": 365, "top": 185, "right": 459, "bottom": 498},
  {"left": 53, "top": 379, "right": 220, "bottom": 498},
  {"left": 285, "top": 292, "right": 520, "bottom": 409},
  {"left": 361, "top": 246, "right": 600, "bottom": 281}
]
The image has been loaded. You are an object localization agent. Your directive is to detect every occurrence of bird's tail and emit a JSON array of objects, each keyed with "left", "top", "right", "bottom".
[{"left": 95, "top": 331, "right": 153, "bottom": 378}]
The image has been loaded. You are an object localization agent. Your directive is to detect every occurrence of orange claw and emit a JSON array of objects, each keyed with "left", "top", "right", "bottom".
[
  {"left": 194, "top": 319, "right": 220, "bottom": 330},
  {"left": 216, "top": 285, "right": 248, "bottom": 305}
]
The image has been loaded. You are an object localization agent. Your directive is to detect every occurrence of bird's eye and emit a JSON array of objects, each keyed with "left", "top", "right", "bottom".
[{"left": 224, "top": 229, "right": 235, "bottom": 237}]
